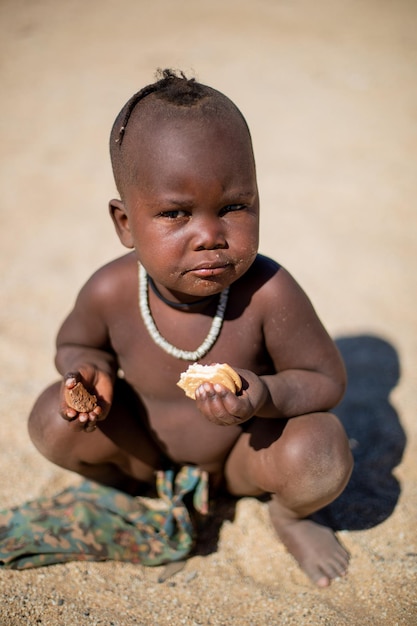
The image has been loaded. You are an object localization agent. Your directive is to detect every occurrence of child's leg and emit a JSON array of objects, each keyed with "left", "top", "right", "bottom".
[
  {"left": 28, "top": 378, "right": 164, "bottom": 494},
  {"left": 224, "top": 412, "right": 353, "bottom": 587}
]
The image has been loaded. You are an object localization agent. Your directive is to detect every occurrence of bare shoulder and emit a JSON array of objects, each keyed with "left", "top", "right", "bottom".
[
  {"left": 249, "top": 255, "right": 343, "bottom": 374},
  {"left": 244, "top": 254, "right": 307, "bottom": 309},
  {"left": 78, "top": 252, "right": 137, "bottom": 307},
  {"left": 56, "top": 252, "right": 137, "bottom": 349}
]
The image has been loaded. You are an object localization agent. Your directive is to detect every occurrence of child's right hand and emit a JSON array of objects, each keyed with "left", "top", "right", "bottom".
[{"left": 60, "top": 367, "right": 113, "bottom": 432}]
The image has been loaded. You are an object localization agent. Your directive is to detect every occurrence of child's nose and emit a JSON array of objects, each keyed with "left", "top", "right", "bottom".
[{"left": 192, "top": 215, "right": 227, "bottom": 250}]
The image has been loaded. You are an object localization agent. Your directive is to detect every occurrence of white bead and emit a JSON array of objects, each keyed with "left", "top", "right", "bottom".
[{"left": 138, "top": 263, "right": 229, "bottom": 361}]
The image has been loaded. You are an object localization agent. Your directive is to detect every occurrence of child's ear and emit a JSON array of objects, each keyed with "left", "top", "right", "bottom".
[{"left": 109, "top": 199, "right": 134, "bottom": 249}]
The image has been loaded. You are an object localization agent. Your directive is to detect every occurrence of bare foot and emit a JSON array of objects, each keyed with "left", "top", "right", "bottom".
[{"left": 269, "top": 498, "right": 349, "bottom": 587}]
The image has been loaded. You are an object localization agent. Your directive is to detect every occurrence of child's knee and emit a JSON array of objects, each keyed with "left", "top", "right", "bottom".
[
  {"left": 28, "top": 381, "right": 58, "bottom": 430},
  {"left": 279, "top": 412, "right": 353, "bottom": 496},
  {"left": 253, "top": 412, "right": 352, "bottom": 499},
  {"left": 28, "top": 381, "right": 67, "bottom": 460}
]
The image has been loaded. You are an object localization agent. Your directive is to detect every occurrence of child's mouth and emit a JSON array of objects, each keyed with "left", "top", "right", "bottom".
[{"left": 187, "top": 264, "right": 229, "bottom": 278}]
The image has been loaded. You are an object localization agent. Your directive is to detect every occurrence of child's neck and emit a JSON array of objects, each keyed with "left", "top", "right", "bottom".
[{"left": 148, "top": 275, "right": 216, "bottom": 310}]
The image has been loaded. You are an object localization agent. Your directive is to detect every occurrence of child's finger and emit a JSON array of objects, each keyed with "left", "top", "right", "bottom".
[
  {"left": 61, "top": 407, "right": 78, "bottom": 421},
  {"left": 64, "top": 372, "right": 80, "bottom": 389},
  {"left": 195, "top": 384, "right": 246, "bottom": 425},
  {"left": 84, "top": 422, "right": 97, "bottom": 433}
]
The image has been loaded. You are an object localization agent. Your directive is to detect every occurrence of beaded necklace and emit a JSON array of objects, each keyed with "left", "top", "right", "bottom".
[
  {"left": 138, "top": 263, "right": 229, "bottom": 361},
  {"left": 148, "top": 274, "right": 215, "bottom": 310}
]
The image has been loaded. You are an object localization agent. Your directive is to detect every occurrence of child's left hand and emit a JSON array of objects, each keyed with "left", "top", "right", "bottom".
[{"left": 194, "top": 369, "right": 268, "bottom": 426}]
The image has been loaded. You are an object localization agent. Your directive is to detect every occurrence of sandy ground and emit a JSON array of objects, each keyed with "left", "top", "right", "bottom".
[{"left": 1, "top": 0, "right": 416, "bottom": 624}]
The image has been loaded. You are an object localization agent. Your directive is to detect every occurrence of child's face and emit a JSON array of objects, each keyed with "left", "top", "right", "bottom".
[{"left": 112, "top": 112, "right": 259, "bottom": 302}]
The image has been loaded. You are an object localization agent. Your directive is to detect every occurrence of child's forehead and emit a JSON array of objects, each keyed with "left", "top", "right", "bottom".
[
  {"left": 122, "top": 101, "right": 253, "bottom": 173},
  {"left": 126, "top": 96, "right": 248, "bottom": 141},
  {"left": 114, "top": 93, "right": 254, "bottom": 197}
]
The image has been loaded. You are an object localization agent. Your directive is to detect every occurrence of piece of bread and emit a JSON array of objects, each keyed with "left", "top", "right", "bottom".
[
  {"left": 64, "top": 379, "right": 98, "bottom": 413},
  {"left": 177, "top": 363, "right": 242, "bottom": 399}
]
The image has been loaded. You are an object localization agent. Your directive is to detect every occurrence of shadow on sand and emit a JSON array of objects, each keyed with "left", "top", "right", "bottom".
[
  {"left": 195, "top": 333, "right": 406, "bottom": 555},
  {"left": 314, "top": 333, "right": 406, "bottom": 531}
]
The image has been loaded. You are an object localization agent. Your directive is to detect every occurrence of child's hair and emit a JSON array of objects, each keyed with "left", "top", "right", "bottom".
[
  {"left": 111, "top": 69, "right": 208, "bottom": 148},
  {"left": 109, "top": 69, "right": 250, "bottom": 195}
]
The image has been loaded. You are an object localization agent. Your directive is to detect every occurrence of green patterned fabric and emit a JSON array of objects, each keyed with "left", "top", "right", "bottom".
[{"left": 0, "top": 466, "right": 208, "bottom": 570}]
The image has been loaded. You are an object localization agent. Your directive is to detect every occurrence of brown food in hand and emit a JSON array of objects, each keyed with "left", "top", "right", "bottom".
[
  {"left": 177, "top": 363, "right": 242, "bottom": 400},
  {"left": 64, "top": 380, "right": 98, "bottom": 413}
]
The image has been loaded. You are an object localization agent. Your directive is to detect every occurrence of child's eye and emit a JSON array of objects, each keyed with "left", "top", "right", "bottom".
[
  {"left": 159, "top": 209, "right": 188, "bottom": 219},
  {"left": 220, "top": 204, "right": 246, "bottom": 216}
]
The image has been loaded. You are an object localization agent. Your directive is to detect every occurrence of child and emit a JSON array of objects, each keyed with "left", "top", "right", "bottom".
[{"left": 28, "top": 69, "right": 353, "bottom": 587}]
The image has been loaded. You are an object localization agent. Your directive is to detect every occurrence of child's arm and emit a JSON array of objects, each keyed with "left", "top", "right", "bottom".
[
  {"left": 55, "top": 269, "right": 119, "bottom": 431},
  {"left": 195, "top": 267, "right": 346, "bottom": 426},
  {"left": 255, "top": 266, "right": 346, "bottom": 418}
]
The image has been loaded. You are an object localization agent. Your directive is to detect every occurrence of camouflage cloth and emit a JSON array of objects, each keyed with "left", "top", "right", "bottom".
[{"left": 0, "top": 466, "right": 208, "bottom": 570}]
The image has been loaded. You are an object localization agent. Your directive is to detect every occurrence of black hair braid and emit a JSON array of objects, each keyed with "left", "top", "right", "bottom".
[{"left": 113, "top": 69, "right": 206, "bottom": 147}]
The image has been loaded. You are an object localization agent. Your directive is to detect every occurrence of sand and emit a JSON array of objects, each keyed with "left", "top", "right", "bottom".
[{"left": 1, "top": 1, "right": 416, "bottom": 624}]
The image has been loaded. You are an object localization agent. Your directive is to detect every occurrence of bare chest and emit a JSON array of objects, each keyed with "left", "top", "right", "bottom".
[
  {"left": 105, "top": 292, "right": 269, "bottom": 465},
  {"left": 109, "top": 288, "right": 269, "bottom": 400}
]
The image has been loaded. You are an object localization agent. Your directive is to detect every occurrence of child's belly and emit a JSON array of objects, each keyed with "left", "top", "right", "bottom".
[{"left": 143, "top": 397, "right": 243, "bottom": 471}]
